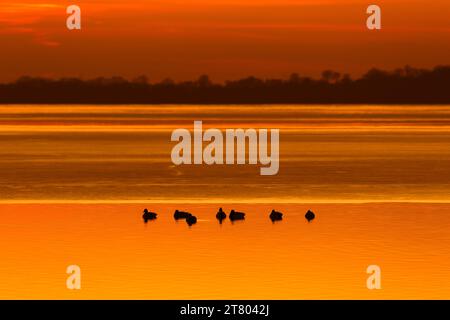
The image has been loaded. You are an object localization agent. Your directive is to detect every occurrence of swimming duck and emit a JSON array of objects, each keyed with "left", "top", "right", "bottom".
[
  {"left": 216, "top": 208, "right": 227, "bottom": 223},
  {"left": 142, "top": 209, "right": 157, "bottom": 222},
  {"left": 174, "top": 210, "right": 192, "bottom": 220},
  {"left": 186, "top": 215, "right": 197, "bottom": 226},
  {"left": 229, "top": 210, "right": 245, "bottom": 221},
  {"left": 269, "top": 209, "right": 283, "bottom": 222},
  {"left": 305, "top": 210, "right": 315, "bottom": 222}
]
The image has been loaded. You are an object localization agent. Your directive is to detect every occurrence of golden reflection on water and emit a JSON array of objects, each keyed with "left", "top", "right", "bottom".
[
  {"left": 0, "top": 105, "right": 449, "bottom": 202},
  {"left": 0, "top": 105, "right": 449, "bottom": 298},
  {"left": 0, "top": 203, "right": 449, "bottom": 299}
]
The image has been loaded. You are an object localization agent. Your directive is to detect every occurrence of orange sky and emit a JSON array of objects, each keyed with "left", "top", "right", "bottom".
[{"left": 1, "top": 0, "right": 450, "bottom": 82}]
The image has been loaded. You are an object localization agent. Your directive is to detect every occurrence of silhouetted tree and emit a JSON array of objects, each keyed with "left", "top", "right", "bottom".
[
  {"left": 1, "top": 65, "right": 449, "bottom": 104},
  {"left": 196, "top": 75, "right": 212, "bottom": 88},
  {"left": 132, "top": 75, "right": 149, "bottom": 85},
  {"left": 321, "top": 70, "right": 341, "bottom": 83}
]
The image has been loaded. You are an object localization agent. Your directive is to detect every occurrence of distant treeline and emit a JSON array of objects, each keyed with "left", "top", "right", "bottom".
[{"left": 1, "top": 66, "right": 450, "bottom": 104}]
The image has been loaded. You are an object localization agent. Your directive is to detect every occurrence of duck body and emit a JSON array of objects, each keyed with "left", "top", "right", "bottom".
[
  {"left": 269, "top": 210, "right": 283, "bottom": 222},
  {"left": 216, "top": 208, "right": 227, "bottom": 223},
  {"left": 186, "top": 215, "right": 197, "bottom": 226},
  {"left": 174, "top": 210, "right": 192, "bottom": 220},
  {"left": 229, "top": 210, "right": 245, "bottom": 221},
  {"left": 142, "top": 209, "right": 157, "bottom": 222},
  {"left": 305, "top": 210, "right": 315, "bottom": 222}
]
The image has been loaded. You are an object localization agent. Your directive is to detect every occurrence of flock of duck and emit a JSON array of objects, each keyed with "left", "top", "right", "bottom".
[{"left": 142, "top": 208, "right": 316, "bottom": 226}]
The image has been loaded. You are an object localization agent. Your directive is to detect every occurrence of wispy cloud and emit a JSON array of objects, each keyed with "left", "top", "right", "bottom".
[
  {"left": 0, "top": 2, "right": 63, "bottom": 46},
  {"left": 0, "top": 2, "right": 63, "bottom": 14}
]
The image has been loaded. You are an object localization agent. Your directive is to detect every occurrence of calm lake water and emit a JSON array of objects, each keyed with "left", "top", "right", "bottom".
[{"left": 0, "top": 105, "right": 449, "bottom": 298}]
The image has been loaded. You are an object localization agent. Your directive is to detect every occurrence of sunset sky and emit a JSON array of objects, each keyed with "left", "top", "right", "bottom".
[{"left": 1, "top": 0, "right": 450, "bottom": 82}]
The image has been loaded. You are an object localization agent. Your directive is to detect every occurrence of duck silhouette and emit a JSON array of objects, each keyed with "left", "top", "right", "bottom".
[
  {"left": 229, "top": 210, "right": 245, "bottom": 221},
  {"left": 174, "top": 210, "right": 192, "bottom": 220},
  {"left": 216, "top": 208, "right": 227, "bottom": 223},
  {"left": 186, "top": 215, "right": 197, "bottom": 226},
  {"left": 305, "top": 210, "right": 315, "bottom": 222},
  {"left": 142, "top": 209, "right": 157, "bottom": 222},
  {"left": 269, "top": 209, "right": 283, "bottom": 222}
]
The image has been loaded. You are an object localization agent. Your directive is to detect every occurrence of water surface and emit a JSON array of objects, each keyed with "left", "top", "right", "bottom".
[{"left": 0, "top": 105, "right": 449, "bottom": 298}]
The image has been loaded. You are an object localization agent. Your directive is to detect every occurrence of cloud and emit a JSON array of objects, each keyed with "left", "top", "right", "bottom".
[{"left": 0, "top": 2, "right": 62, "bottom": 46}]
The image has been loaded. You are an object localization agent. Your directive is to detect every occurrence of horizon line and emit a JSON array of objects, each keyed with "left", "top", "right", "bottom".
[
  {"left": 1, "top": 199, "right": 450, "bottom": 204},
  {"left": 3, "top": 64, "right": 449, "bottom": 84}
]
